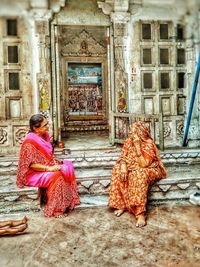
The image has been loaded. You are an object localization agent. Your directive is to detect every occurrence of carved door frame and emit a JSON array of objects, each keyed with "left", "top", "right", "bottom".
[{"left": 51, "top": 22, "right": 114, "bottom": 142}]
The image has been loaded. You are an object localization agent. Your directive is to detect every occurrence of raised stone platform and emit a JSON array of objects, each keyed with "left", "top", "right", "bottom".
[{"left": 0, "top": 147, "right": 200, "bottom": 214}]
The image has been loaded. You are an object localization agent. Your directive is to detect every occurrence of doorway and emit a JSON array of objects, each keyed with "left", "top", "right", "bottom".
[{"left": 58, "top": 25, "right": 109, "bottom": 135}]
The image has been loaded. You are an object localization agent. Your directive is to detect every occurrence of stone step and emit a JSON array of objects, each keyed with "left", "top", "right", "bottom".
[
  {"left": 1, "top": 163, "right": 200, "bottom": 192},
  {"left": 0, "top": 175, "right": 200, "bottom": 214},
  {"left": 1, "top": 148, "right": 200, "bottom": 215},
  {"left": 0, "top": 149, "right": 200, "bottom": 176}
]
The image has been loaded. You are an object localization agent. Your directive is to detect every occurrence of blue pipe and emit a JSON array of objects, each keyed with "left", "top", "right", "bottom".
[{"left": 182, "top": 52, "right": 200, "bottom": 146}]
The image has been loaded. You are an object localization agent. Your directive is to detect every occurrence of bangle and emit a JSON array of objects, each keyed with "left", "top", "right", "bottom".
[{"left": 44, "top": 166, "right": 47, "bottom": 171}]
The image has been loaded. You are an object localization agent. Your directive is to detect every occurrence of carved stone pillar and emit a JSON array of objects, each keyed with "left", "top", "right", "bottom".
[
  {"left": 111, "top": 8, "right": 130, "bottom": 112},
  {"left": 33, "top": 15, "right": 52, "bottom": 116},
  {"left": 98, "top": 0, "right": 130, "bottom": 112},
  {"left": 113, "top": 22, "right": 128, "bottom": 112}
]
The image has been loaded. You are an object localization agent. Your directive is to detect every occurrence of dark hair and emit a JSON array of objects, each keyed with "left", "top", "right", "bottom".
[{"left": 29, "top": 114, "right": 46, "bottom": 132}]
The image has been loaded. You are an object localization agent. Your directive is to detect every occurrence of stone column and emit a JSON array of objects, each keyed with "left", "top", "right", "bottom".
[
  {"left": 98, "top": 0, "right": 130, "bottom": 112},
  {"left": 31, "top": 11, "right": 52, "bottom": 117},
  {"left": 111, "top": 1, "right": 130, "bottom": 112}
]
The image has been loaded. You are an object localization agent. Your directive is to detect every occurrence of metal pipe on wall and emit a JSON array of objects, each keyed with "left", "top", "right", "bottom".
[{"left": 182, "top": 52, "right": 200, "bottom": 146}]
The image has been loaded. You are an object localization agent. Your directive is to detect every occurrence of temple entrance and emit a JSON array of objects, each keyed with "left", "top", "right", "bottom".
[{"left": 58, "top": 25, "right": 109, "bottom": 135}]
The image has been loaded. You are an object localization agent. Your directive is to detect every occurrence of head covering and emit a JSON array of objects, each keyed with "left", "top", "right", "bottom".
[{"left": 130, "top": 121, "right": 152, "bottom": 142}]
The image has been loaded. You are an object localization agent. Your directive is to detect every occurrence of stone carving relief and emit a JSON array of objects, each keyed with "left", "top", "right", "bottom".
[
  {"left": 35, "top": 21, "right": 48, "bottom": 35},
  {"left": 163, "top": 123, "right": 171, "bottom": 138},
  {"left": 39, "top": 78, "right": 50, "bottom": 112},
  {"left": 97, "top": 1, "right": 114, "bottom": 15},
  {"left": 15, "top": 128, "right": 28, "bottom": 145},
  {"left": 189, "top": 124, "right": 199, "bottom": 139},
  {"left": 61, "top": 30, "right": 107, "bottom": 57},
  {"left": 177, "top": 121, "right": 184, "bottom": 137},
  {"left": 0, "top": 128, "right": 7, "bottom": 144}
]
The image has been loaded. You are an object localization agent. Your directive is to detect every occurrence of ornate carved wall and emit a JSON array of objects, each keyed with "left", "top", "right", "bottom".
[{"left": 0, "top": 0, "right": 200, "bottom": 154}]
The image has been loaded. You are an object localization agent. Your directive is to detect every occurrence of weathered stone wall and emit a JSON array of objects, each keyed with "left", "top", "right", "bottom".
[
  {"left": 0, "top": 11, "right": 34, "bottom": 155},
  {"left": 0, "top": 0, "right": 200, "bottom": 155}
]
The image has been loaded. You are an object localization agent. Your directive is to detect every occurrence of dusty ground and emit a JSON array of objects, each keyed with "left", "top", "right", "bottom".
[{"left": 0, "top": 205, "right": 199, "bottom": 267}]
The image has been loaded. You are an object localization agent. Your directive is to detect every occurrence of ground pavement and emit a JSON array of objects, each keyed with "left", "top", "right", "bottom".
[{"left": 0, "top": 205, "right": 199, "bottom": 267}]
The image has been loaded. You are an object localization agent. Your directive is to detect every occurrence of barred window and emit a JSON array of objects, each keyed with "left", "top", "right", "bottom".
[
  {"left": 177, "top": 49, "right": 185, "bottom": 64},
  {"left": 142, "top": 24, "right": 151, "bottom": 40},
  {"left": 8, "top": 46, "right": 18, "bottom": 63},
  {"left": 160, "top": 24, "right": 168, "bottom": 40},
  {"left": 177, "top": 24, "right": 184, "bottom": 40},
  {"left": 178, "top": 72, "right": 185, "bottom": 88},
  {"left": 160, "top": 73, "right": 170, "bottom": 89},
  {"left": 9, "top": 72, "right": 19, "bottom": 90},
  {"left": 143, "top": 73, "right": 152, "bottom": 89},
  {"left": 142, "top": 48, "right": 152, "bottom": 64},
  {"left": 160, "top": 48, "right": 169, "bottom": 64},
  {"left": 7, "top": 19, "right": 17, "bottom": 36}
]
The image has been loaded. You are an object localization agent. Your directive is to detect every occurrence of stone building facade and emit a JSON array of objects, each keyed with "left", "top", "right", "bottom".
[{"left": 0, "top": 0, "right": 200, "bottom": 155}]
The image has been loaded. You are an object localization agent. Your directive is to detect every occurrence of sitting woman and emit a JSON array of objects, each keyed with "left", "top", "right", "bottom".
[
  {"left": 16, "top": 114, "right": 80, "bottom": 218},
  {"left": 109, "top": 121, "right": 167, "bottom": 227}
]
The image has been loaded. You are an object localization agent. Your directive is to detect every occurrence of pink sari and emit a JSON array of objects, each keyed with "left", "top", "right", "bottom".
[{"left": 16, "top": 132, "right": 80, "bottom": 217}]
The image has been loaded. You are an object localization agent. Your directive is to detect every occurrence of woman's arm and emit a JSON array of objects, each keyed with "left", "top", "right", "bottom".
[{"left": 30, "top": 164, "right": 61, "bottom": 172}]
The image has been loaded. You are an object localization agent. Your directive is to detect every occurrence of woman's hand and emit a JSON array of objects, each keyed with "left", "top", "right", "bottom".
[
  {"left": 47, "top": 165, "right": 61, "bottom": 172},
  {"left": 137, "top": 155, "right": 151, "bottom": 168},
  {"left": 120, "top": 162, "right": 128, "bottom": 181}
]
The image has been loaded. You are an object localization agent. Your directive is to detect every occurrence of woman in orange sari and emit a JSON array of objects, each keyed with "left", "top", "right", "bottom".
[
  {"left": 109, "top": 121, "right": 166, "bottom": 227},
  {"left": 16, "top": 114, "right": 80, "bottom": 218}
]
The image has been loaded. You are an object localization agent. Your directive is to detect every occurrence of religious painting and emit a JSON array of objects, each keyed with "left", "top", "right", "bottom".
[
  {"left": 68, "top": 63, "right": 102, "bottom": 84},
  {"left": 67, "top": 63, "right": 103, "bottom": 116}
]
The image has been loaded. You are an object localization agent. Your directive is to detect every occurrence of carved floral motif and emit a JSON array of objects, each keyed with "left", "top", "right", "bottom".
[
  {"left": 163, "top": 124, "right": 171, "bottom": 138},
  {"left": 0, "top": 128, "right": 7, "bottom": 144},
  {"left": 177, "top": 121, "right": 184, "bottom": 136},
  {"left": 15, "top": 128, "right": 28, "bottom": 145}
]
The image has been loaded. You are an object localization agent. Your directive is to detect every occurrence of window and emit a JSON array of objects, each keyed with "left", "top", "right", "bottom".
[
  {"left": 8, "top": 46, "right": 18, "bottom": 63},
  {"left": 9, "top": 98, "right": 21, "bottom": 118},
  {"left": 177, "top": 24, "right": 184, "bottom": 40},
  {"left": 160, "top": 48, "right": 169, "bottom": 64},
  {"left": 7, "top": 19, "right": 17, "bottom": 36},
  {"left": 8, "top": 72, "right": 19, "bottom": 90},
  {"left": 177, "top": 49, "right": 185, "bottom": 64},
  {"left": 160, "top": 73, "right": 170, "bottom": 89},
  {"left": 178, "top": 72, "right": 185, "bottom": 89},
  {"left": 160, "top": 24, "right": 168, "bottom": 40},
  {"left": 142, "top": 48, "right": 152, "bottom": 64},
  {"left": 142, "top": 24, "right": 151, "bottom": 40},
  {"left": 143, "top": 73, "right": 152, "bottom": 89}
]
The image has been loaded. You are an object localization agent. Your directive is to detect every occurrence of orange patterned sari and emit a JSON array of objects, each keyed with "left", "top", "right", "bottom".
[{"left": 109, "top": 122, "right": 166, "bottom": 216}]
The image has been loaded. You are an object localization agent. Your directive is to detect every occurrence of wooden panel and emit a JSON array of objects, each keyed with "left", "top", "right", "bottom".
[
  {"left": 160, "top": 96, "right": 171, "bottom": 115},
  {"left": 111, "top": 112, "right": 164, "bottom": 150}
]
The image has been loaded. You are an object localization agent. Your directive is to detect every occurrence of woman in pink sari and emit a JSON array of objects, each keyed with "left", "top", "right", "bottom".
[{"left": 16, "top": 114, "right": 80, "bottom": 218}]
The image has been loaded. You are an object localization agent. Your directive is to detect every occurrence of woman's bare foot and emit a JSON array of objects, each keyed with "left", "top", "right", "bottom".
[
  {"left": 55, "top": 214, "right": 67, "bottom": 218},
  {"left": 114, "top": 209, "right": 124, "bottom": 217},
  {"left": 136, "top": 213, "right": 146, "bottom": 227}
]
